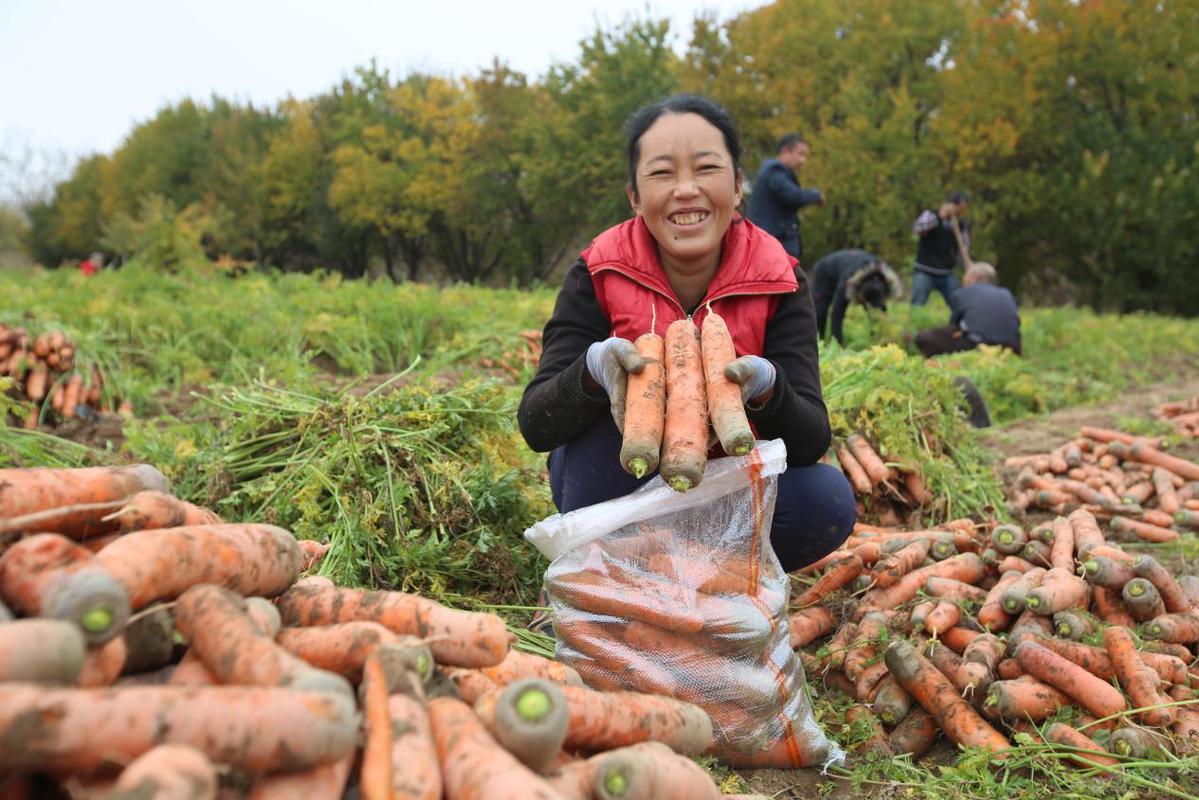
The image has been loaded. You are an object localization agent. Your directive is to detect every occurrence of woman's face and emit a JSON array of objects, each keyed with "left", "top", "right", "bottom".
[{"left": 627, "top": 112, "right": 742, "bottom": 274}]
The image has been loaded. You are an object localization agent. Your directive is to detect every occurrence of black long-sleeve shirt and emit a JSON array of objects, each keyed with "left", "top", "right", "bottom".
[{"left": 517, "top": 259, "right": 831, "bottom": 467}]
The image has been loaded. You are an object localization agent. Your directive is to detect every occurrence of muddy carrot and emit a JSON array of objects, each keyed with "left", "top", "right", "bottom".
[
  {"left": 984, "top": 678, "right": 1070, "bottom": 721},
  {"left": 1143, "top": 611, "right": 1199, "bottom": 643},
  {"left": 247, "top": 753, "right": 355, "bottom": 800},
  {"left": 387, "top": 693, "right": 441, "bottom": 800},
  {"left": 0, "top": 619, "right": 87, "bottom": 684},
  {"left": 95, "top": 524, "right": 302, "bottom": 609},
  {"left": 1081, "top": 556, "right": 1135, "bottom": 589},
  {"left": 556, "top": 684, "right": 712, "bottom": 755},
  {"left": 924, "top": 602, "right": 961, "bottom": 637},
  {"left": 107, "top": 744, "right": 217, "bottom": 800},
  {"left": 888, "top": 706, "right": 938, "bottom": 756},
  {"left": 1122, "top": 578, "right": 1167, "bottom": 622},
  {"left": 701, "top": 311, "right": 754, "bottom": 457},
  {"left": 276, "top": 622, "right": 420, "bottom": 684},
  {"left": 847, "top": 434, "right": 892, "bottom": 486},
  {"left": 1025, "top": 568, "right": 1088, "bottom": 616},
  {"left": 1140, "top": 509, "right": 1177, "bottom": 528},
  {"left": 1093, "top": 585, "right": 1136, "bottom": 627},
  {"left": 102, "top": 490, "right": 221, "bottom": 533},
  {"left": 1067, "top": 509, "right": 1105, "bottom": 558},
  {"left": 1103, "top": 626, "right": 1175, "bottom": 728},
  {"left": 990, "top": 524, "right": 1027, "bottom": 555},
  {"left": 844, "top": 704, "right": 892, "bottom": 757},
  {"left": 1131, "top": 555, "right": 1194, "bottom": 614},
  {"left": 858, "top": 553, "right": 985, "bottom": 616},
  {"left": 996, "top": 555, "right": 1036, "bottom": 574},
  {"left": 903, "top": 470, "right": 934, "bottom": 505},
  {"left": 474, "top": 679, "right": 569, "bottom": 772},
  {"left": 977, "top": 571, "right": 1022, "bottom": 632},
  {"left": 1052, "top": 610, "right": 1095, "bottom": 641},
  {"left": 0, "top": 465, "right": 168, "bottom": 539},
  {"left": 1000, "top": 568, "right": 1046, "bottom": 615},
  {"left": 481, "top": 649, "right": 583, "bottom": 688},
  {"left": 1110, "top": 727, "right": 1174, "bottom": 760},
  {"left": 958, "top": 633, "right": 1004, "bottom": 697},
  {"left": 1014, "top": 640, "right": 1127, "bottom": 718},
  {"left": 871, "top": 539, "right": 930, "bottom": 589},
  {"left": 1044, "top": 722, "right": 1121, "bottom": 771},
  {"left": 1128, "top": 443, "right": 1199, "bottom": 481},
  {"left": 76, "top": 635, "right": 127, "bottom": 688},
  {"left": 0, "top": 685, "right": 358, "bottom": 774},
  {"left": 440, "top": 667, "right": 502, "bottom": 705},
  {"left": 788, "top": 606, "right": 837, "bottom": 647},
  {"left": 358, "top": 653, "right": 393, "bottom": 800},
  {"left": 883, "top": 640, "right": 1009, "bottom": 753},
  {"left": 660, "top": 319, "right": 708, "bottom": 492},
  {"left": 925, "top": 577, "right": 988, "bottom": 605},
  {"left": 273, "top": 580, "right": 512, "bottom": 668},
  {"left": 870, "top": 674, "right": 911, "bottom": 726},
  {"left": 427, "top": 696, "right": 566, "bottom": 799},
  {"left": 544, "top": 759, "right": 598, "bottom": 800},
  {"left": 593, "top": 740, "right": 721, "bottom": 800},
  {"left": 174, "top": 585, "right": 351, "bottom": 695},
  {"left": 1109, "top": 516, "right": 1179, "bottom": 543},
  {"left": 620, "top": 332, "right": 666, "bottom": 478},
  {"left": 838, "top": 444, "right": 873, "bottom": 497},
  {"left": 795, "top": 552, "right": 863, "bottom": 607}
]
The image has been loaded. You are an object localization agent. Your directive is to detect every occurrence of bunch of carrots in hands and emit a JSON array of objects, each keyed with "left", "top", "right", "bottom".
[
  {"left": 619, "top": 310, "right": 757, "bottom": 492},
  {"left": 1006, "top": 425, "right": 1199, "bottom": 539},
  {"left": 0, "top": 323, "right": 130, "bottom": 429},
  {"left": 824, "top": 433, "right": 935, "bottom": 526},
  {"left": 1156, "top": 398, "right": 1199, "bottom": 439},
  {"left": 786, "top": 438, "right": 1199, "bottom": 769},
  {"left": 0, "top": 464, "right": 774, "bottom": 800}
]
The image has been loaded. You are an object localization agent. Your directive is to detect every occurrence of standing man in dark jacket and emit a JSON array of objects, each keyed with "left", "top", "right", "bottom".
[
  {"left": 746, "top": 134, "right": 824, "bottom": 266},
  {"left": 911, "top": 190, "right": 970, "bottom": 309},
  {"left": 914, "top": 262, "right": 1022, "bottom": 357},
  {"left": 810, "top": 249, "right": 904, "bottom": 346}
]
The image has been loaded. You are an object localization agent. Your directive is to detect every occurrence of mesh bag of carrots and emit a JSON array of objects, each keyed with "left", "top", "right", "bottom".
[{"left": 525, "top": 439, "right": 844, "bottom": 769}]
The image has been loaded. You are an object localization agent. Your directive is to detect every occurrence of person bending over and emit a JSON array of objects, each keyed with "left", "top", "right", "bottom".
[{"left": 810, "top": 249, "right": 903, "bottom": 346}]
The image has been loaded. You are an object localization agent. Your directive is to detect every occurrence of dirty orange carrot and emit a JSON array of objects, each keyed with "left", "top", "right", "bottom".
[
  {"left": 385, "top": 692, "right": 441, "bottom": 800},
  {"left": 593, "top": 740, "right": 721, "bottom": 800},
  {"left": 174, "top": 584, "right": 350, "bottom": 695},
  {"left": 1067, "top": 508, "right": 1106, "bottom": 558},
  {"left": 883, "top": 640, "right": 1009, "bottom": 753},
  {"left": 473, "top": 679, "right": 570, "bottom": 773},
  {"left": 1144, "top": 611, "right": 1199, "bottom": 643},
  {"left": 844, "top": 705, "right": 892, "bottom": 757},
  {"left": 102, "top": 491, "right": 221, "bottom": 533},
  {"left": 837, "top": 445, "right": 873, "bottom": 496},
  {"left": 247, "top": 752, "right": 356, "bottom": 800},
  {"left": 888, "top": 706, "right": 938, "bottom": 756},
  {"left": 553, "top": 620, "right": 678, "bottom": 696},
  {"left": 1052, "top": 609, "right": 1095, "bottom": 641},
  {"left": 996, "top": 658, "right": 1023, "bottom": 680},
  {"left": 1081, "top": 556, "right": 1135, "bottom": 589},
  {"left": 556, "top": 684, "right": 713, "bottom": 755},
  {"left": 1109, "top": 516, "right": 1179, "bottom": 543},
  {"left": 359, "top": 652, "right": 394, "bottom": 800},
  {"left": 481, "top": 649, "right": 583, "bottom": 688},
  {"left": 1151, "top": 468, "right": 1181, "bottom": 514},
  {"left": 1046, "top": 517, "right": 1073, "bottom": 571},
  {"left": 0, "top": 465, "right": 168, "bottom": 539},
  {"left": 1092, "top": 585, "right": 1136, "bottom": 627},
  {"left": 996, "top": 555, "right": 1036, "bottom": 574},
  {"left": 543, "top": 759, "right": 597, "bottom": 800},
  {"left": 548, "top": 569, "right": 705, "bottom": 634},
  {"left": 1044, "top": 722, "right": 1121, "bottom": 771},
  {"left": 990, "top": 524, "right": 1027, "bottom": 555},
  {"left": 795, "top": 553, "right": 863, "bottom": 607},
  {"left": 440, "top": 667, "right": 502, "bottom": 705},
  {"left": 958, "top": 633, "right": 1004, "bottom": 697},
  {"left": 903, "top": 470, "right": 934, "bottom": 505},
  {"left": 1131, "top": 555, "right": 1193, "bottom": 614},
  {"left": 1122, "top": 578, "right": 1167, "bottom": 622},
  {"left": 847, "top": 434, "right": 892, "bottom": 486},
  {"left": 701, "top": 310, "right": 754, "bottom": 457},
  {"left": 978, "top": 571, "right": 1022, "bottom": 632},
  {"left": 940, "top": 626, "right": 981, "bottom": 653},
  {"left": 427, "top": 696, "right": 573, "bottom": 799},
  {"left": 297, "top": 539, "right": 331, "bottom": 573},
  {"left": 871, "top": 674, "right": 911, "bottom": 726},
  {"left": 871, "top": 539, "right": 930, "bottom": 589},
  {"left": 276, "top": 622, "right": 428, "bottom": 686},
  {"left": 0, "top": 619, "right": 87, "bottom": 684},
  {"left": 821, "top": 621, "right": 858, "bottom": 672},
  {"left": 924, "top": 602, "right": 961, "bottom": 637},
  {"left": 788, "top": 606, "right": 837, "bottom": 648},
  {"left": 660, "top": 318, "right": 708, "bottom": 493},
  {"left": 107, "top": 744, "right": 217, "bottom": 800},
  {"left": 166, "top": 653, "right": 219, "bottom": 687},
  {"left": 1025, "top": 568, "right": 1088, "bottom": 616},
  {"left": 1014, "top": 640, "right": 1127, "bottom": 718},
  {"left": 620, "top": 332, "right": 666, "bottom": 478},
  {"left": 0, "top": 685, "right": 358, "bottom": 774},
  {"left": 984, "top": 677, "right": 1070, "bottom": 721},
  {"left": 273, "top": 577, "right": 512, "bottom": 669},
  {"left": 858, "top": 553, "right": 985, "bottom": 617},
  {"left": 1127, "top": 442, "right": 1199, "bottom": 481},
  {"left": 1140, "top": 508, "right": 1177, "bottom": 528},
  {"left": 925, "top": 577, "right": 988, "bottom": 605},
  {"left": 1103, "top": 626, "right": 1175, "bottom": 728},
  {"left": 76, "top": 635, "right": 127, "bottom": 688}
]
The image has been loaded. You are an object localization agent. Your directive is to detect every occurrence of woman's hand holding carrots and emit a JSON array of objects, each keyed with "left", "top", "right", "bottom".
[
  {"left": 722, "top": 355, "right": 775, "bottom": 405},
  {"left": 585, "top": 337, "right": 646, "bottom": 432}
]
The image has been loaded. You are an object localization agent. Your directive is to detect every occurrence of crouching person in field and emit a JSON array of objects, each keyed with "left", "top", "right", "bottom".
[
  {"left": 914, "top": 262, "right": 1022, "bottom": 358},
  {"left": 811, "top": 249, "right": 903, "bottom": 346}
]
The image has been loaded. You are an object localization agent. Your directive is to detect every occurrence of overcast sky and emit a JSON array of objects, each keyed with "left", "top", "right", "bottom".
[{"left": 1, "top": 0, "right": 759, "bottom": 164}]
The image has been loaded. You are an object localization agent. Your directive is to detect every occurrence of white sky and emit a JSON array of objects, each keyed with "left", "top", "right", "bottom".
[{"left": 0, "top": 0, "right": 760, "bottom": 162}]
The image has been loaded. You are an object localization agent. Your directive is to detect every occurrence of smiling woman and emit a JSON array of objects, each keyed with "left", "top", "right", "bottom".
[{"left": 517, "top": 93, "right": 855, "bottom": 575}]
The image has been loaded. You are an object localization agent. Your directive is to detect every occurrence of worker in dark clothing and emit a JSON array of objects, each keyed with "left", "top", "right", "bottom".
[
  {"left": 810, "top": 249, "right": 903, "bottom": 346},
  {"left": 745, "top": 134, "right": 824, "bottom": 265},
  {"left": 914, "top": 262, "right": 1022, "bottom": 357},
  {"left": 911, "top": 190, "right": 970, "bottom": 309}
]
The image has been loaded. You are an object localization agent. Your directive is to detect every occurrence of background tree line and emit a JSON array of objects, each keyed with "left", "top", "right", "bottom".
[{"left": 15, "top": 0, "right": 1199, "bottom": 313}]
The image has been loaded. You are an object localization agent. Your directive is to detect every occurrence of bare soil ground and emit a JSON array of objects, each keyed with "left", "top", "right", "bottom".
[{"left": 739, "top": 375, "right": 1199, "bottom": 798}]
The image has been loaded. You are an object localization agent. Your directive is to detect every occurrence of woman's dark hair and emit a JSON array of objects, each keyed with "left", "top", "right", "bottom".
[
  {"left": 624, "top": 94, "right": 742, "bottom": 198},
  {"left": 859, "top": 273, "right": 889, "bottom": 310}
]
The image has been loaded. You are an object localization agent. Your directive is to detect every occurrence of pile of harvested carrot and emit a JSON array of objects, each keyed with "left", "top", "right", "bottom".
[
  {"left": 787, "top": 428, "right": 1199, "bottom": 771},
  {"left": 480, "top": 329, "right": 543, "bottom": 380},
  {"left": 619, "top": 310, "right": 757, "bottom": 492},
  {"left": 0, "top": 323, "right": 130, "bottom": 429},
  {"left": 1157, "top": 398, "right": 1199, "bottom": 439},
  {"left": 1004, "top": 425, "right": 1199, "bottom": 537},
  {"left": 823, "top": 432, "right": 934, "bottom": 525},
  {"left": 0, "top": 465, "right": 770, "bottom": 800}
]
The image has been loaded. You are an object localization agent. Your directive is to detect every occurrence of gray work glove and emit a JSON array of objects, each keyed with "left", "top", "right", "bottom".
[
  {"left": 723, "top": 355, "right": 776, "bottom": 405},
  {"left": 585, "top": 337, "right": 645, "bottom": 432}
]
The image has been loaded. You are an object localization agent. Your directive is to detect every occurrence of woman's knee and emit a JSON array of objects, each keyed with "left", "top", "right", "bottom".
[{"left": 770, "top": 462, "right": 857, "bottom": 572}]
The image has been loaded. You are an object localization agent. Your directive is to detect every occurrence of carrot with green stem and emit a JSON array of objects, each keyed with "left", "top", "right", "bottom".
[
  {"left": 1110, "top": 727, "right": 1174, "bottom": 760},
  {"left": 660, "top": 319, "right": 708, "bottom": 492},
  {"left": 101, "top": 490, "right": 221, "bottom": 532},
  {"left": 1122, "top": 578, "right": 1167, "bottom": 622},
  {"left": 620, "top": 332, "right": 666, "bottom": 478},
  {"left": 990, "top": 524, "right": 1027, "bottom": 555},
  {"left": 978, "top": 571, "right": 1022, "bottom": 632},
  {"left": 1025, "top": 568, "right": 1088, "bottom": 616},
  {"left": 1131, "top": 555, "right": 1194, "bottom": 614},
  {"left": 1000, "top": 567, "right": 1046, "bottom": 615},
  {"left": 870, "top": 674, "right": 911, "bottom": 726},
  {"left": 1081, "top": 556, "right": 1135, "bottom": 589},
  {"left": 1013, "top": 640, "right": 1127, "bottom": 718},
  {"left": 427, "top": 696, "right": 568, "bottom": 800},
  {"left": 1103, "top": 626, "right": 1175, "bottom": 728},
  {"left": 883, "top": 639, "right": 1009, "bottom": 753},
  {"left": 474, "top": 679, "right": 570, "bottom": 772},
  {"left": 983, "top": 678, "right": 1070, "bottom": 721},
  {"left": 275, "top": 622, "right": 430, "bottom": 686},
  {"left": 701, "top": 310, "right": 754, "bottom": 457},
  {"left": 1053, "top": 610, "right": 1096, "bottom": 641},
  {"left": 0, "top": 684, "right": 358, "bottom": 774},
  {"left": 1143, "top": 611, "right": 1199, "bottom": 643},
  {"left": 593, "top": 740, "right": 721, "bottom": 800},
  {"left": 274, "top": 581, "right": 511, "bottom": 668},
  {"left": 871, "top": 539, "right": 930, "bottom": 589}
]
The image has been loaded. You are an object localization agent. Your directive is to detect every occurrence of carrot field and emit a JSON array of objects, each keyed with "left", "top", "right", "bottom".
[{"left": 4, "top": 260, "right": 1199, "bottom": 798}]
